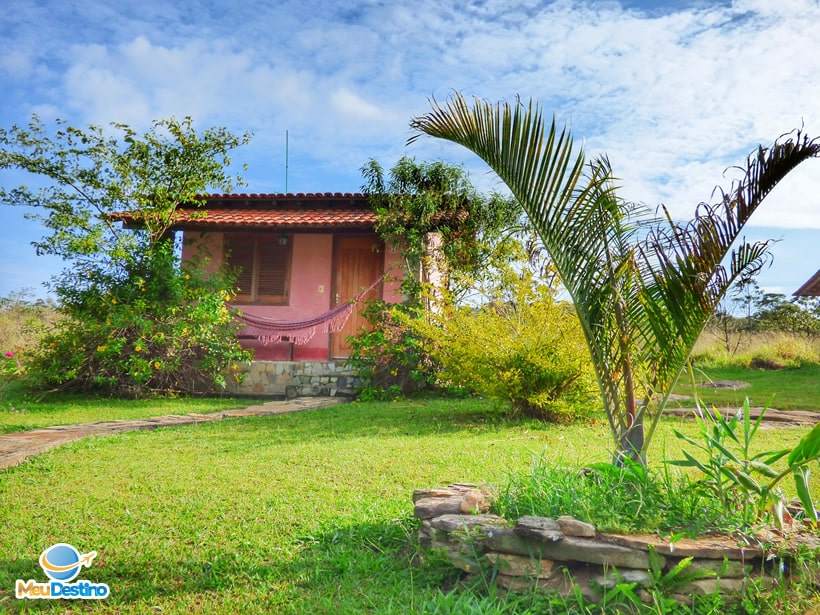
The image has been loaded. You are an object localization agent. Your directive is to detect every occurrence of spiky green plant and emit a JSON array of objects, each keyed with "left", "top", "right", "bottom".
[{"left": 410, "top": 93, "right": 820, "bottom": 463}]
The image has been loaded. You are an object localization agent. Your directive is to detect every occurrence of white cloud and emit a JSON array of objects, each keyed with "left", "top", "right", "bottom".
[
  {"left": 330, "top": 88, "right": 384, "bottom": 122},
  {"left": 0, "top": 51, "right": 34, "bottom": 78},
  {"left": 1, "top": 0, "right": 819, "bottom": 296}
]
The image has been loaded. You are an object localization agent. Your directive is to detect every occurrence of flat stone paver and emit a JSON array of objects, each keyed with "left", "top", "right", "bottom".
[
  {"left": 0, "top": 396, "right": 346, "bottom": 471},
  {"left": 664, "top": 406, "right": 820, "bottom": 427}
]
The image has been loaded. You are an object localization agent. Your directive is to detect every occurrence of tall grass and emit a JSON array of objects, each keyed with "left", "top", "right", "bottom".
[
  {"left": 493, "top": 458, "right": 735, "bottom": 537},
  {"left": 0, "top": 292, "right": 59, "bottom": 354},
  {"left": 692, "top": 329, "right": 820, "bottom": 369}
]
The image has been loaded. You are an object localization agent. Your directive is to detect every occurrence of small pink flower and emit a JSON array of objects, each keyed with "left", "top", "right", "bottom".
[{"left": 4, "top": 352, "right": 14, "bottom": 358}]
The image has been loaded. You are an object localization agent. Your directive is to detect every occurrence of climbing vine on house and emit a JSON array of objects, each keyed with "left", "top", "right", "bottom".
[
  {"left": 361, "top": 156, "right": 519, "bottom": 302},
  {"left": 352, "top": 156, "right": 530, "bottom": 399}
]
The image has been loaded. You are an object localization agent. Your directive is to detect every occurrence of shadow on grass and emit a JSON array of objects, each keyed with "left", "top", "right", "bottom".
[
  {"left": 276, "top": 515, "right": 465, "bottom": 612},
  {"left": 0, "top": 518, "right": 466, "bottom": 613},
  {"left": 216, "top": 398, "right": 572, "bottom": 446},
  {"left": 277, "top": 517, "right": 584, "bottom": 614}
]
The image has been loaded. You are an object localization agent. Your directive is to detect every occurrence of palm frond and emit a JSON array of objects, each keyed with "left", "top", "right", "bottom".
[{"left": 411, "top": 93, "right": 820, "bottom": 463}]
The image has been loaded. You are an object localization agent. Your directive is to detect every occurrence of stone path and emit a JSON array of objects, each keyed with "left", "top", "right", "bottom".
[
  {"left": 2, "top": 397, "right": 816, "bottom": 472},
  {"left": 664, "top": 405, "right": 820, "bottom": 428},
  {"left": 0, "top": 397, "right": 346, "bottom": 471}
]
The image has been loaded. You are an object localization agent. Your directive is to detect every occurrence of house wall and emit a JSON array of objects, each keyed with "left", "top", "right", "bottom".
[{"left": 182, "top": 231, "right": 404, "bottom": 362}]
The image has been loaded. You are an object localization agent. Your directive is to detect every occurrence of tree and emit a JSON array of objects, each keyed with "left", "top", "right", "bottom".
[
  {"left": 754, "top": 292, "right": 819, "bottom": 335},
  {"left": 361, "top": 156, "right": 520, "bottom": 302},
  {"left": 0, "top": 116, "right": 253, "bottom": 395},
  {"left": 410, "top": 93, "right": 820, "bottom": 463}
]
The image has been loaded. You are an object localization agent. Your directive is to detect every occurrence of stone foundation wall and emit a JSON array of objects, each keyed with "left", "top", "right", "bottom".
[
  {"left": 227, "top": 361, "right": 361, "bottom": 398},
  {"left": 414, "top": 484, "right": 816, "bottom": 605}
]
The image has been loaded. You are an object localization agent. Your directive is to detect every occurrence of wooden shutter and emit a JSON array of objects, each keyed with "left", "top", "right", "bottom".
[
  {"left": 224, "top": 234, "right": 291, "bottom": 304},
  {"left": 225, "top": 237, "right": 255, "bottom": 302},
  {"left": 256, "top": 242, "right": 290, "bottom": 302}
]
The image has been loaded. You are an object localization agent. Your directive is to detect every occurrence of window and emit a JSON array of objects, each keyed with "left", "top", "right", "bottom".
[{"left": 224, "top": 234, "right": 292, "bottom": 304}]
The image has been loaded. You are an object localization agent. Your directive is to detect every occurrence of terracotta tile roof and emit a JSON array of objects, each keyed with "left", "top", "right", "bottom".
[
  {"left": 116, "top": 191, "right": 467, "bottom": 231},
  {"left": 201, "top": 192, "right": 365, "bottom": 202},
  {"left": 120, "top": 192, "right": 378, "bottom": 231},
  {"left": 176, "top": 207, "right": 378, "bottom": 228}
]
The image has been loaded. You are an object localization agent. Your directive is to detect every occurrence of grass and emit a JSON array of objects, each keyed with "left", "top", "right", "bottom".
[
  {"left": 671, "top": 363, "right": 820, "bottom": 411},
  {"left": 0, "top": 396, "right": 816, "bottom": 613},
  {"left": 493, "top": 459, "right": 736, "bottom": 537},
  {"left": 3, "top": 363, "right": 816, "bottom": 434},
  {"left": 691, "top": 330, "right": 820, "bottom": 369},
  {"left": 0, "top": 380, "right": 268, "bottom": 434}
]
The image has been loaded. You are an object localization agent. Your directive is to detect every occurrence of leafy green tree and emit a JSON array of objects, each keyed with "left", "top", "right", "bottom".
[
  {"left": 754, "top": 293, "right": 819, "bottom": 335},
  {"left": 0, "top": 116, "right": 253, "bottom": 395},
  {"left": 361, "top": 156, "right": 520, "bottom": 302},
  {"left": 410, "top": 93, "right": 820, "bottom": 463}
]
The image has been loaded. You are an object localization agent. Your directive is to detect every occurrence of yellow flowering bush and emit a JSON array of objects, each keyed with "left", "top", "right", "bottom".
[{"left": 411, "top": 271, "right": 597, "bottom": 421}]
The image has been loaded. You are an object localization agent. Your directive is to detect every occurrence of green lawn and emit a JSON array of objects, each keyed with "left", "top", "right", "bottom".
[
  {"left": 671, "top": 363, "right": 820, "bottom": 410},
  {"left": 0, "top": 397, "right": 815, "bottom": 614},
  {"left": 0, "top": 380, "right": 267, "bottom": 434},
  {"left": 2, "top": 363, "right": 816, "bottom": 436}
]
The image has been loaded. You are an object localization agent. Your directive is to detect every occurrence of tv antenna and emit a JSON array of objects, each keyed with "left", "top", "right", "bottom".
[{"left": 285, "top": 130, "right": 289, "bottom": 194}]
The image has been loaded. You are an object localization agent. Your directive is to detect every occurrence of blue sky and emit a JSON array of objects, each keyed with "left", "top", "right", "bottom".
[{"left": 1, "top": 0, "right": 818, "bottom": 298}]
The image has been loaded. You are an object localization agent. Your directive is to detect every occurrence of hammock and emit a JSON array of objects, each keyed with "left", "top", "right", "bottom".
[{"left": 236, "top": 274, "right": 385, "bottom": 346}]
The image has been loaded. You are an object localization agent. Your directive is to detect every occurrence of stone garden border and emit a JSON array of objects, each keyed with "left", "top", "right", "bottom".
[{"left": 413, "top": 483, "right": 820, "bottom": 606}]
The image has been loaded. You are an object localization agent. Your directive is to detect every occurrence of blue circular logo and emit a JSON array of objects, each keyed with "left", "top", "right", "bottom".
[{"left": 40, "top": 543, "right": 81, "bottom": 582}]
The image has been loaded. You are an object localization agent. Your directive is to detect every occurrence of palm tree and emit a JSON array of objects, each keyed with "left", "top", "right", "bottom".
[{"left": 410, "top": 93, "right": 820, "bottom": 463}]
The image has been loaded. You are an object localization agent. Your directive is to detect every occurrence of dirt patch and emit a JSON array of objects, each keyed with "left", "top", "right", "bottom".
[{"left": 697, "top": 380, "right": 750, "bottom": 390}]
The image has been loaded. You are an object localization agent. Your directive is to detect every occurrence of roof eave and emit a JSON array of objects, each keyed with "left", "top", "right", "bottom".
[
  {"left": 794, "top": 269, "right": 820, "bottom": 297},
  {"left": 171, "top": 222, "right": 377, "bottom": 233}
]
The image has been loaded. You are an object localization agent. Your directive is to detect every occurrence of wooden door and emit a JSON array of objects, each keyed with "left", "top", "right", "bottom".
[{"left": 331, "top": 236, "right": 384, "bottom": 359}]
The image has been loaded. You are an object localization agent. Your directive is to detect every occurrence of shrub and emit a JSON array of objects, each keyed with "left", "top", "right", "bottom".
[
  {"left": 411, "top": 272, "right": 597, "bottom": 421},
  {"left": 347, "top": 300, "right": 441, "bottom": 401},
  {"left": 23, "top": 245, "right": 251, "bottom": 397}
]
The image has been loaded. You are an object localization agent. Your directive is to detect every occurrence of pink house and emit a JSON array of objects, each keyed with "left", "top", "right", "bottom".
[{"left": 174, "top": 193, "right": 405, "bottom": 362}]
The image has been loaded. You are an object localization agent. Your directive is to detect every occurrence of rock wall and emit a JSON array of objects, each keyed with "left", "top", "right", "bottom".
[
  {"left": 227, "top": 361, "right": 361, "bottom": 398},
  {"left": 413, "top": 484, "right": 805, "bottom": 605}
]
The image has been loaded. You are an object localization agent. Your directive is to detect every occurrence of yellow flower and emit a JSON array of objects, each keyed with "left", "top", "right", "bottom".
[
  {"left": 134, "top": 345, "right": 143, "bottom": 352},
  {"left": 154, "top": 361, "right": 161, "bottom": 369},
  {"left": 97, "top": 345, "right": 106, "bottom": 352},
  {"left": 111, "top": 298, "right": 117, "bottom": 304}
]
